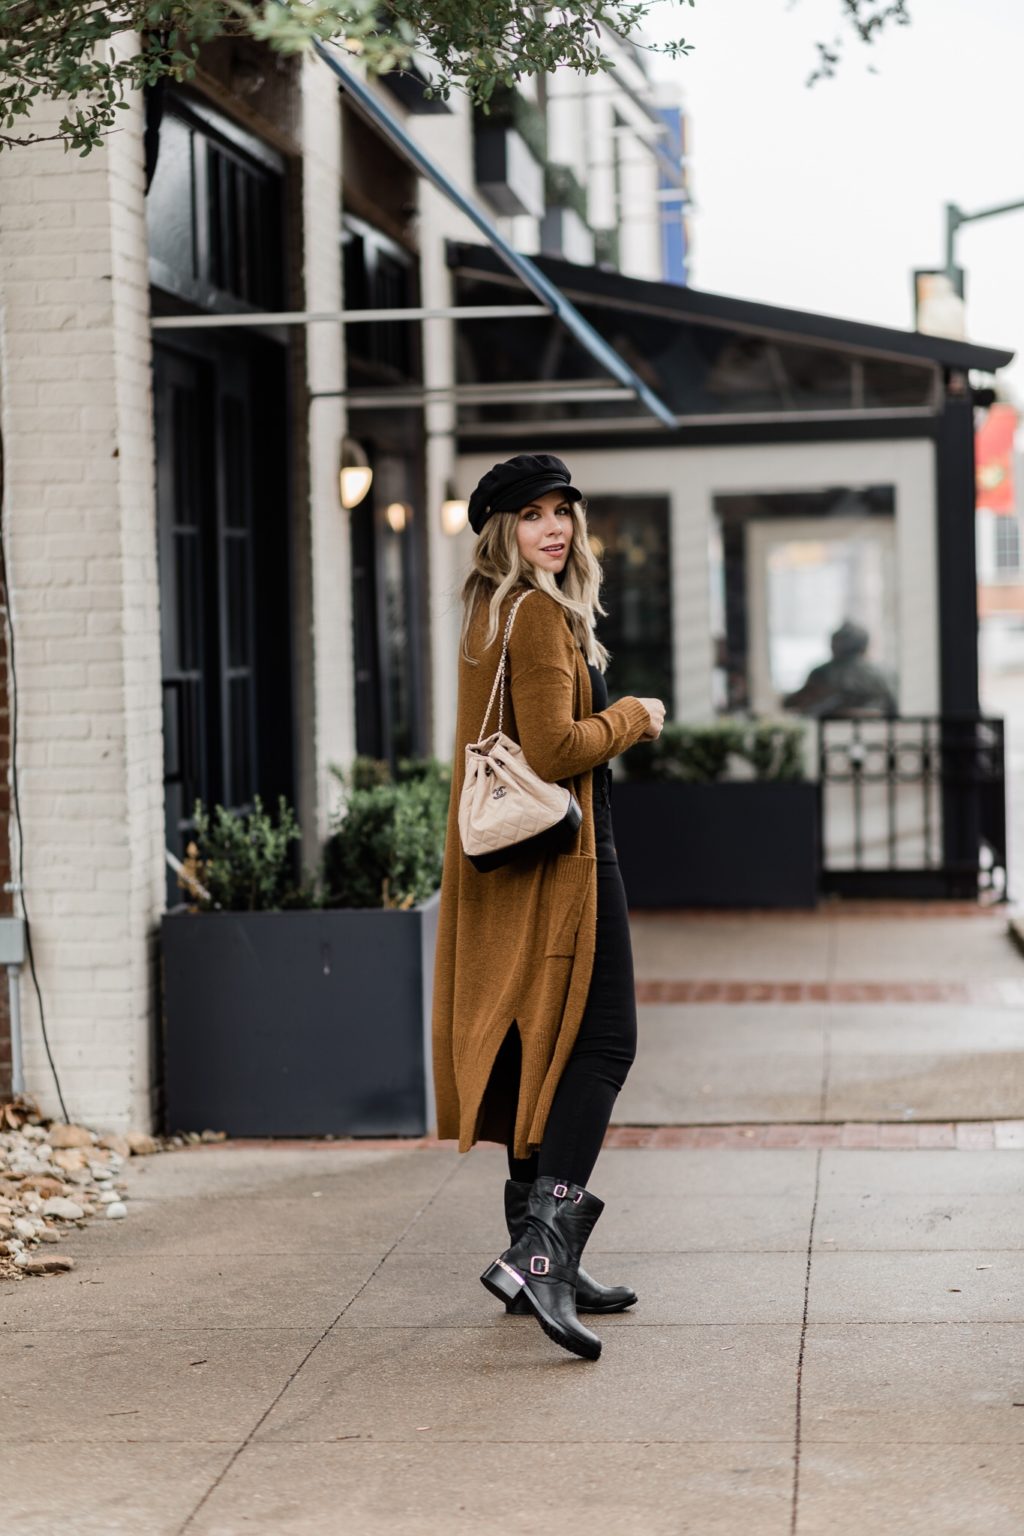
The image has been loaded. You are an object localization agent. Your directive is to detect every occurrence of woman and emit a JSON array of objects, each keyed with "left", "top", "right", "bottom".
[{"left": 431, "top": 452, "right": 665, "bottom": 1362}]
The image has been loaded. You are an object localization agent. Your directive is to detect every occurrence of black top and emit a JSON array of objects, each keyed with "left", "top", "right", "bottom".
[{"left": 581, "top": 646, "right": 612, "bottom": 806}]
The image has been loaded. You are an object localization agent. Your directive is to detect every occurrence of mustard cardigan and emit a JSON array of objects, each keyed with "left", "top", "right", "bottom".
[{"left": 430, "top": 583, "right": 651, "bottom": 1158}]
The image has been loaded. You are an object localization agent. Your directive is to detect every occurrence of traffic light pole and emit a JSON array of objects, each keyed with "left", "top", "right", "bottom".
[{"left": 946, "top": 197, "right": 1024, "bottom": 286}]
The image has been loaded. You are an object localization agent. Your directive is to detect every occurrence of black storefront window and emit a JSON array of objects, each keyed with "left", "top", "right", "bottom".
[
  {"left": 147, "top": 93, "right": 284, "bottom": 313},
  {"left": 341, "top": 214, "right": 421, "bottom": 383},
  {"left": 148, "top": 90, "right": 293, "bottom": 903},
  {"left": 582, "top": 496, "right": 674, "bottom": 712},
  {"left": 342, "top": 212, "right": 428, "bottom": 770},
  {"left": 710, "top": 486, "right": 898, "bottom": 717},
  {"left": 349, "top": 439, "right": 430, "bottom": 769},
  {"left": 451, "top": 271, "right": 939, "bottom": 425}
]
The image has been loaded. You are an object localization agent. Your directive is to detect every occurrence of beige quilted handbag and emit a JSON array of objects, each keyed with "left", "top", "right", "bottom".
[{"left": 459, "top": 590, "right": 582, "bottom": 872}]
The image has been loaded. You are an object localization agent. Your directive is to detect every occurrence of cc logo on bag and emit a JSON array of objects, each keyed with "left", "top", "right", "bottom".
[{"left": 492, "top": 786, "right": 506, "bottom": 799}]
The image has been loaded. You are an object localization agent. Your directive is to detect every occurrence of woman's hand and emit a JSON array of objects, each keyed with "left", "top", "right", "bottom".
[{"left": 636, "top": 697, "right": 666, "bottom": 740}]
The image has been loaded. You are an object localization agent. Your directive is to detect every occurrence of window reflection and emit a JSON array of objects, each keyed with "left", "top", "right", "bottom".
[{"left": 711, "top": 487, "right": 898, "bottom": 717}]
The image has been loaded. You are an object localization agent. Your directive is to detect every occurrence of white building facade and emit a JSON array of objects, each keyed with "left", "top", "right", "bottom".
[{"left": 0, "top": 30, "right": 686, "bottom": 1129}]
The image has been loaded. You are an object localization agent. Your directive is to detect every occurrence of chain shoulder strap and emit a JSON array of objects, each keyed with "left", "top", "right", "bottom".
[{"left": 478, "top": 589, "right": 533, "bottom": 739}]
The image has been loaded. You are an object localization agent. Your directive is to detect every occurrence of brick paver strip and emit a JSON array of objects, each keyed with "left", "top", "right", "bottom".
[
  {"left": 206, "top": 1119, "right": 1024, "bottom": 1153},
  {"left": 635, "top": 979, "right": 1024, "bottom": 1005},
  {"left": 633, "top": 901, "right": 1007, "bottom": 917}
]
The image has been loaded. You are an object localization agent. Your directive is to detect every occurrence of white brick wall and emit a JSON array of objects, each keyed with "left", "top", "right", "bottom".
[{"left": 0, "top": 68, "right": 165, "bottom": 1132}]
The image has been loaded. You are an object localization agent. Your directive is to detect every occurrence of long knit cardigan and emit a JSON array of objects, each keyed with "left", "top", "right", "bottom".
[{"left": 431, "top": 583, "right": 652, "bottom": 1159}]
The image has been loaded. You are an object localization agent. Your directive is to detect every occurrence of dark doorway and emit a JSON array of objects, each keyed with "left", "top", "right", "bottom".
[
  {"left": 341, "top": 212, "right": 429, "bottom": 769},
  {"left": 154, "top": 333, "right": 294, "bottom": 904},
  {"left": 147, "top": 86, "right": 294, "bottom": 905},
  {"left": 349, "top": 428, "right": 431, "bottom": 767}
]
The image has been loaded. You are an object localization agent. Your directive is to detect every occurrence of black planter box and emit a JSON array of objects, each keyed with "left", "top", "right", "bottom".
[
  {"left": 612, "top": 781, "right": 820, "bottom": 909},
  {"left": 160, "top": 891, "right": 440, "bottom": 1137}
]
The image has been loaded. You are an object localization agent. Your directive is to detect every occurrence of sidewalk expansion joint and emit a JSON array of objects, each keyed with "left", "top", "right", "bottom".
[
  {"left": 171, "top": 1157, "right": 463, "bottom": 1536},
  {"left": 205, "top": 1120, "right": 1024, "bottom": 1153},
  {"left": 791, "top": 1149, "right": 821, "bottom": 1536},
  {"left": 634, "top": 978, "right": 1024, "bottom": 1004}
]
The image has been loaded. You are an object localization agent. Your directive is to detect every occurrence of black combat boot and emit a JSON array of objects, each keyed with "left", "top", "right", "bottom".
[
  {"left": 499, "top": 1179, "right": 637, "bottom": 1315},
  {"left": 480, "top": 1175, "right": 606, "bottom": 1360}
]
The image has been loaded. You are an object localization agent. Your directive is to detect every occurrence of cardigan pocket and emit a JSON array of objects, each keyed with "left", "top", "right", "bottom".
[{"left": 544, "top": 852, "right": 595, "bottom": 956}]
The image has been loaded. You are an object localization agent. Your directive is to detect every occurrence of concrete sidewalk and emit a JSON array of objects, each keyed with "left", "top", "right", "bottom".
[
  {"left": 620, "top": 901, "right": 1024, "bottom": 1125},
  {"left": 2, "top": 903, "right": 1023, "bottom": 1535}
]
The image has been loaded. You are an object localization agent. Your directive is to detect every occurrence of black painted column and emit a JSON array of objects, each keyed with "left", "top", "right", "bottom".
[
  {"left": 934, "top": 370, "right": 981, "bottom": 893},
  {"left": 934, "top": 371, "right": 980, "bottom": 714}
]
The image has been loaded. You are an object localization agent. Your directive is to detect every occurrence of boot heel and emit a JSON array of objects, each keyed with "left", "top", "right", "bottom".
[
  {"left": 506, "top": 1291, "right": 532, "bottom": 1315},
  {"left": 480, "top": 1258, "right": 524, "bottom": 1305}
]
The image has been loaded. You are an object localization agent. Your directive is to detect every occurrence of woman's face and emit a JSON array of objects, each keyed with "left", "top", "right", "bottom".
[{"left": 515, "top": 489, "right": 573, "bottom": 573}]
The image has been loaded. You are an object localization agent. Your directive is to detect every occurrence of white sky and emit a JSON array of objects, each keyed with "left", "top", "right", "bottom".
[{"left": 641, "top": 0, "right": 1024, "bottom": 398}]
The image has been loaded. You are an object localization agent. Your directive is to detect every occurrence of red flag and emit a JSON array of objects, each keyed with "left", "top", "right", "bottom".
[{"left": 976, "top": 402, "right": 1017, "bottom": 515}]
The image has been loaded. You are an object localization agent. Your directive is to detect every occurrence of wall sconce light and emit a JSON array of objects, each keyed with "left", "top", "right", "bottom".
[
  {"left": 440, "top": 478, "right": 468, "bottom": 536},
  {"left": 385, "top": 501, "right": 410, "bottom": 533},
  {"left": 339, "top": 436, "right": 373, "bottom": 509}
]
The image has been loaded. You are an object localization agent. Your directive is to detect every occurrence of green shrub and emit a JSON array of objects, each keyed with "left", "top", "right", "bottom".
[
  {"left": 322, "top": 755, "right": 451, "bottom": 909},
  {"left": 183, "top": 758, "right": 451, "bottom": 915},
  {"left": 745, "top": 720, "right": 806, "bottom": 781},
  {"left": 348, "top": 755, "right": 392, "bottom": 791},
  {"left": 188, "top": 794, "right": 308, "bottom": 911},
  {"left": 624, "top": 718, "right": 807, "bottom": 783}
]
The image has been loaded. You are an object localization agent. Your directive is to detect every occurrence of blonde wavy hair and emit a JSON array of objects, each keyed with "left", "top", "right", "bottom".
[{"left": 459, "top": 495, "right": 611, "bottom": 672}]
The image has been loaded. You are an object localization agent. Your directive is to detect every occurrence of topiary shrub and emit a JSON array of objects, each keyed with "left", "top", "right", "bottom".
[
  {"left": 322, "top": 756, "right": 451, "bottom": 909},
  {"left": 624, "top": 718, "right": 807, "bottom": 783},
  {"left": 185, "top": 794, "right": 311, "bottom": 911}
]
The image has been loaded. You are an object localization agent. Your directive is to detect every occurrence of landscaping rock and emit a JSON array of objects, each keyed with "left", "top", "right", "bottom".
[
  {"left": 40, "top": 1196, "right": 84, "bottom": 1221},
  {"left": 20, "top": 1175, "right": 66, "bottom": 1199},
  {"left": 47, "top": 1124, "right": 94, "bottom": 1150},
  {"left": 124, "top": 1131, "right": 159, "bottom": 1156},
  {"left": 0, "top": 1093, "right": 175, "bottom": 1282},
  {"left": 21, "top": 1254, "right": 75, "bottom": 1275}
]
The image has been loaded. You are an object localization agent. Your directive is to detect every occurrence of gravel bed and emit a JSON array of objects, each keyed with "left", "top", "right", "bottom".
[{"left": 0, "top": 1094, "right": 225, "bottom": 1281}]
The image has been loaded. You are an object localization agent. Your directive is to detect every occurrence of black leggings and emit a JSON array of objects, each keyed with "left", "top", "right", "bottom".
[{"left": 503, "top": 778, "right": 637, "bottom": 1189}]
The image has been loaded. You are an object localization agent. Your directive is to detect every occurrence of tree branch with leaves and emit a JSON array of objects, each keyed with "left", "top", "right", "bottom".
[
  {"left": 0, "top": 0, "right": 916, "bottom": 155},
  {"left": 806, "top": 0, "right": 911, "bottom": 86},
  {"left": 0, "top": 0, "right": 697, "bottom": 155}
]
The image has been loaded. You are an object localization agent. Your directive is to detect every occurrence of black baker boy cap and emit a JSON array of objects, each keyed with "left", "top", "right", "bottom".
[{"left": 466, "top": 452, "right": 584, "bottom": 536}]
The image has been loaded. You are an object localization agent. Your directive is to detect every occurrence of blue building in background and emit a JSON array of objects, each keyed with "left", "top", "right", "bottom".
[{"left": 656, "top": 102, "right": 689, "bottom": 287}]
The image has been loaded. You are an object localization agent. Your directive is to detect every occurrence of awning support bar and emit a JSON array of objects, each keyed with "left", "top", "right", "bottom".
[
  {"left": 151, "top": 304, "right": 553, "bottom": 329},
  {"left": 312, "top": 37, "right": 676, "bottom": 431}
]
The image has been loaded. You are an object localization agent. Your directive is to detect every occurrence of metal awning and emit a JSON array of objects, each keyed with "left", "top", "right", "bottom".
[{"left": 308, "top": 39, "right": 675, "bottom": 429}]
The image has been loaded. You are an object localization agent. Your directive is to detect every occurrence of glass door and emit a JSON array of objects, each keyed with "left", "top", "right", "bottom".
[{"left": 154, "top": 338, "right": 294, "bottom": 905}]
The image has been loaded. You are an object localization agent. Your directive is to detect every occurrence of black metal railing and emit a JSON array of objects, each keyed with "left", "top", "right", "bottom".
[{"left": 817, "top": 714, "right": 1007, "bottom": 900}]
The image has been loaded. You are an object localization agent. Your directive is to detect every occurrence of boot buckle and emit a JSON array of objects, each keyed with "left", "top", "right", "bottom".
[
  {"left": 529, "top": 1254, "right": 550, "bottom": 1275},
  {"left": 553, "top": 1183, "right": 569, "bottom": 1197},
  {"left": 572, "top": 1189, "right": 584, "bottom": 1203}
]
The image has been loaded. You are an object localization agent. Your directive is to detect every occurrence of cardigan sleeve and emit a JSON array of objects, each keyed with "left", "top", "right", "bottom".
[{"left": 506, "top": 591, "right": 652, "bottom": 782}]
